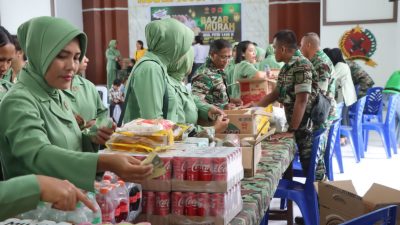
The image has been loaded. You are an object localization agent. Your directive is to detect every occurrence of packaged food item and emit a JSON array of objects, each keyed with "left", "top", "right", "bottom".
[{"left": 106, "top": 119, "right": 175, "bottom": 153}]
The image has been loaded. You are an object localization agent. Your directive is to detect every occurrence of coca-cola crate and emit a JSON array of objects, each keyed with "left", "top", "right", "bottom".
[
  {"left": 171, "top": 147, "right": 243, "bottom": 193},
  {"left": 169, "top": 185, "right": 243, "bottom": 225}
]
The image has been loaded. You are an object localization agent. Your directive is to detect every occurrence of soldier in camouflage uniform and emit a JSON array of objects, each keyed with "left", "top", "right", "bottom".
[
  {"left": 192, "top": 39, "right": 237, "bottom": 109},
  {"left": 256, "top": 30, "right": 321, "bottom": 179},
  {"left": 345, "top": 59, "right": 375, "bottom": 98},
  {"left": 300, "top": 32, "right": 337, "bottom": 180}
]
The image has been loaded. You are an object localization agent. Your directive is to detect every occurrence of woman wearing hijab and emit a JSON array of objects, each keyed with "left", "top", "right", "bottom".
[
  {"left": 323, "top": 48, "right": 357, "bottom": 106},
  {"left": 106, "top": 39, "right": 121, "bottom": 89},
  {"left": 257, "top": 44, "right": 284, "bottom": 71},
  {"left": 0, "top": 17, "right": 152, "bottom": 195},
  {"left": 63, "top": 55, "right": 108, "bottom": 151},
  {"left": 230, "top": 41, "right": 267, "bottom": 98},
  {"left": 123, "top": 18, "right": 228, "bottom": 133},
  {"left": 0, "top": 26, "right": 14, "bottom": 102}
]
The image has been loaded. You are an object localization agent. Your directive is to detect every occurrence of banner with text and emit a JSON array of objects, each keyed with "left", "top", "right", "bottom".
[{"left": 150, "top": 3, "right": 241, "bottom": 43}]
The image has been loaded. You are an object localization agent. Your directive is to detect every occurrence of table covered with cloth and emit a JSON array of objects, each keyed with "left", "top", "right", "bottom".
[{"left": 230, "top": 137, "right": 296, "bottom": 225}]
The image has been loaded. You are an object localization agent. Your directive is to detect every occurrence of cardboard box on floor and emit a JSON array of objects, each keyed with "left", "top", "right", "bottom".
[
  {"left": 238, "top": 78, "right": 277, "bottom": 105},
  {"left": 318, "top": 180, "right": 400, "bottom": 225}
]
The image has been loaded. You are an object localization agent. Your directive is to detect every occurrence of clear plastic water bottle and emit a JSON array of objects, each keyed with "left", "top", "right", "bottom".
[
  {"left": 96, "top": 187, "right": 115, "bottom": 223},
  {"left": 264, "top": 64, "right": 271, "bottom": 78},
  {"left": 87, "top": 192, "right": 102, "bottom": 224},
  {"left": 66, "top": 202, "right": 88, "bottom": 224}
]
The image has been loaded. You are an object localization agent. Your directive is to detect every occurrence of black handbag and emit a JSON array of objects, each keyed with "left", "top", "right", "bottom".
[{"left": 311, "top": 92, "right": 331, "bottom": 125}]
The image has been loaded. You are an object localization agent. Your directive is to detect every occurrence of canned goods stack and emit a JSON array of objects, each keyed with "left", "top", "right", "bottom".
[{"left": 134, "top": 146, "right": 244, "bottom": 225}]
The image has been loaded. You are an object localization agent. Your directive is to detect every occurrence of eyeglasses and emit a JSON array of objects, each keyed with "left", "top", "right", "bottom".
[{"left": 216, "top": 54, "right": 232, "bottom": 60}]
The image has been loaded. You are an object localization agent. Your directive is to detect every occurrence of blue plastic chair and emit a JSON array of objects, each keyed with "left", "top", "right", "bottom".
[
  {"left": 340, "top": 205, "right": 397, "bottom": 225},
  {"left": 269, "top": 128, "right": 326, "bottom": 225},
  {"left": 363, "top": 94, "right": 399, "bottom": 157},
  {"left": 340, "top": 97, "right": 366, "bottom": 162},
  {"left": 332, "top": 103, "right": 346, "bottom": 175},
  {"left": 363, "top": 87, "right": 384, "bottom": 123}
]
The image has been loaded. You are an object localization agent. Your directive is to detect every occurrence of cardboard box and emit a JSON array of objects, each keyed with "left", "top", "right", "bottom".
[
  {"left": 238, "top": 78, "right": 277, "bottom": 105},
  {"left": 216, "top": 133, "right": 267, "bottom": 177},
  {"left": 222, "top": 109, "right": 256, "bottom": 134},
  {"left": 318, "top": 180, "right": 400, "bottom": 225}
]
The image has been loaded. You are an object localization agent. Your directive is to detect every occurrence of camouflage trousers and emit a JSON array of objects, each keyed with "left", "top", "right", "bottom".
[{"left": 294, "top": 128, "right": 329, "bottom": 181}]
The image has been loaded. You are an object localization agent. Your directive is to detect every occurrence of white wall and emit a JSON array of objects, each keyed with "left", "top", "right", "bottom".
[
  {"left": 54, "top": 0, "right": 83, "bottom": 31},
  {"left": 320, "top": 1, "right": 400, "bottom": 87},
  {"left": 0, "top": 0, "right": 52, "bottom": 34},
  {"left": 128, "top": 0, "right": 269, "bottom": 58},
  {"left": 0, "top": 0, "right": 83, "bottom": 34}
]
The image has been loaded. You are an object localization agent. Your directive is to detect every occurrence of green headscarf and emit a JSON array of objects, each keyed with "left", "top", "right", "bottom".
[
  {"left": 17, "top": 16, "right": 87, "bottom": 95},
  {"left": 265, "top": 44, "right": 275, "bottom": 56},
  {"left": 168, "top": 48, "right": 194, "bottom": 81},
  {"left": 256, "top": 46, "right": 266, "bottom": 62},
  {"left": 106, "top": 40, "right": 120, "bottom": 57},
  {"left": 145, "top": 18, "right": 194, "bottom": 67}
]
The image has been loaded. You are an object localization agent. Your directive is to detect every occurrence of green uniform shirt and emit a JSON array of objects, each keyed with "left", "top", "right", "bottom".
[
  {"left": 277, "top": 50, "right": 318, "bottom": 128},
  {"left": 0, "top": 175, "right": 40, "bottom": 220},
  {"left": 0, "top": 79, "right": 13, "bottom": 102},
  {"left": 231, "top": 61, "right": 258, "bottom": 98},
  {"left": 0, "top": 16, "right": 98, "bottom": 192},
  {"left": 63, "top": 75, "right": 108, "bottom": 123},
  {"left": 2, "top": 68, "right": 13, "bottom": 83},
  {"left": 346, "top": 59, "right": 375, "bottom": 98},
  {"left": 124, "top": 18, "right": 210, "bottom": 125},
  {"left": 191, "top": 57, "right": 230, "bottom": 109}
]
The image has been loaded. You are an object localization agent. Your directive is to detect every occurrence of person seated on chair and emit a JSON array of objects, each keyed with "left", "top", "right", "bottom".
[{"left": 109, "top": 78, "right": 124, "bottom": 121}]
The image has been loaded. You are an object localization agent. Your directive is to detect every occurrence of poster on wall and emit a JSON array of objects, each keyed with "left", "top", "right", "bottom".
[
  {"left": 339, "top": 25, "right": 377, "bottom": 67},
  {"left": 150, "top": 3, "right": 241, "bottom": 44}
]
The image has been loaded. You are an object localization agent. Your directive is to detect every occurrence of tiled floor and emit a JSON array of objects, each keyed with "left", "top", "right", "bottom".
[{"left": 268, "top": 132, "right": 400, "bottom": 224}]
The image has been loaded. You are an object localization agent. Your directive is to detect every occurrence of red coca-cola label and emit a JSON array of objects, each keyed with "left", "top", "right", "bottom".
[
  {"left": 197, "top": 193, "right": 210, "bottom": 216},
  {"left": 142, "top": 191, "right": 155, "bottom": 215},
  {"left": 186, "top": 157, "right": 199, "bottom": 181},
  {"left": 199, "top": 158, "right": 212, "bottom": 181},
  {"left": 184, "top": 192, "right": 197, "bottom": 216},
  {"left": 155, "top": 192, "right": 170, "bottom": 216},
  {"left": 212, "top": 157, "right": 227, "bottom": 181},
  {"left": 173, "top": 157, "right": 186, "bottom": 180},
  {"left": 210, "top": 193, "right": 225, "bottom": 216},
  {"left": 171, "top": 192, "right": 185, "bottom": 215},
  {"left": 158, "top": 157, "right": 172, "bottom": 180}
]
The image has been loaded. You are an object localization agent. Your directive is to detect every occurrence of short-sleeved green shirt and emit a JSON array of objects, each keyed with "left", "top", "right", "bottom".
[{"left": 230, "top": 61, "right": 258, "bottom": 98}]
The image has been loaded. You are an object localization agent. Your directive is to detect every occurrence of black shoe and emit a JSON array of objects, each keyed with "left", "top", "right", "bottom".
[{"left": 295, "top": 216, "right": 305, "bottom": 225}]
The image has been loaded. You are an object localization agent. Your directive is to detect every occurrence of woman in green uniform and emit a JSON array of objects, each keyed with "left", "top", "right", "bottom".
[
  {"left": 123, "top": 18, "right": 228, "bottom": 133},
  {"left": 0, "top": 26, "right": 14, "bottom": 102},
  {"left": 257, "top": 44, "right": 284, "bottom": 71},
  {"left": 0, "top": 16, "right": 152, "bottom": 193},
  {"left": 106, "top": 39, "right": 121, "bottom": 90},
  {"left": 230, "top": 41, "right": 267, "bottom": 98}
]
